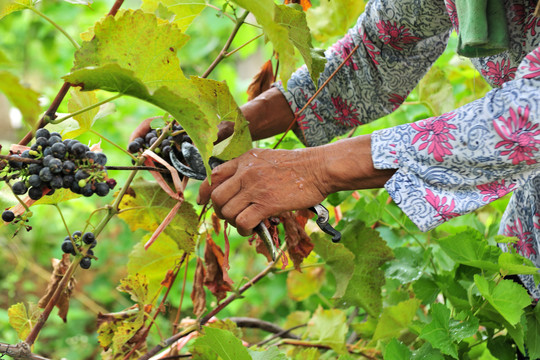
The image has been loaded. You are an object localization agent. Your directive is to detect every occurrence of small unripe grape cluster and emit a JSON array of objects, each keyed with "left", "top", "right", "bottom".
[
  {"left": 61, "top": 230, "right": 97, "bottom": 269},
  {"left": 1, "top": 128, "right": 116, "bottom": 201},
  {"left": 127, "top": 123, "right": 191, "bottom": 168}
]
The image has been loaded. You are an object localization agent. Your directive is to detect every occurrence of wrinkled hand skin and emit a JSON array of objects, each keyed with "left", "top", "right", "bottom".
[{"left": 197, "top": 147, "right": 329, "bottom": 236}]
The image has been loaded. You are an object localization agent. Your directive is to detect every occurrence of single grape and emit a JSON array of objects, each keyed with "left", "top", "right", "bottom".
[
  {"left": 85, "top": 151, "right": 97, "bottom": 163},
  {"left": 21, "top": 150, "right": 31, "bottom": 158},
  {"left": 62, "top": 160, "right": 76, "bottom": 175},
  {"left": 134, "top": 137, "right": 145, "bottom": 145},
  {"left": 62, "top": 175, "right": 74, "bottom": 188},
  {"left": 61, "top": 240, "right": 75, "bottom": 255},
  {"left": 50, "top": 175, "right": 63, "bottom": 189},
  {"left": 71, "top": 143, "right": 86, "bottom": 158},
  {"left": 128, "top": 141, "right": 141, "bottom": 153},
  {"left": 28, "top": 174, "right": 41, "bottom": 188},
  {"left": 43, "top": 147, "right": 52, "bottom": 157},
  {"left": 50, "top": 132, "right": 62, "bottom": 138},
  {"left": 86, "top": 249, "right": 94, "bottom": 257},
  {"left": 95, "top": 182, "right": 109, "bottom": 197},
  {"left": 145, "top": 132, "right": 157, "bottom": 144},
  {"left": 35, "top": 128, "right": 50, "bottom": 139},
  {"left": 48, "top": 158, "right": 63, "bottom": 174},
  {"left": 51, "top": 142, "right": 67, "bottom": 159},
  {"left": 82, "top": 232, "right": 95, "bottom": 245},
  {"left": 70, "top": 181, "right": 82, "bottom": 194},
  {"left": 72, "top": 231, "right": 82, "bottom": 240},
  {"left": 47, "top": 188, "right": 56, "bottom": 196},
  {"left": 12, "top": 181, "right": 27, "bottom": 195},
  {"left": 2, "top": 210, "right": 15, "bottom": 222},
  {"left": 106, "top": 178, "right": 117, "bottom": 189},
  {"left": 96, "top": 153, "right": 107, "bottom": 166},
  {"left": 30, "top": 144, "right": 39, "bottom": 151},
  {"left": 89, "top": 240, "right": 97, "bottom": 249},
  {"left": 74, "top": 170, "right": 90, "bottom": 181},
  {"left": 28, "top": 163, "right": 42, "bottom": 175},
  {"left": 28, "top": 187, "right": 43, "bottom": 200},
  {"left": 39, "top": 167, "right": 53, "bottom": 182},
  {"left": 47, "top": 135, "right": 62, "bottom": 146},
  {"left": 81, "top": 184, "right": 93, "bottom": 197},
  {"left": 35, "top": 137, "right": 48, "bottom": 148},
  {"left": 63, "top": 139, "right": 73, "bottom": 148},
  {"left": 42, "top": 155, "right": 54, "bottom": 167},
  {"left": 80, "top": 257, "right": 92, "bottom": 269}
]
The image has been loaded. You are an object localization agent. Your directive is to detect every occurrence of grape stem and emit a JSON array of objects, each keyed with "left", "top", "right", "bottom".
[
  {"left": 0, "top": 154, "right": 40, "bottom": 164},
  {"left": 26, "top": 6, "right": 80, "bottom": 49}
]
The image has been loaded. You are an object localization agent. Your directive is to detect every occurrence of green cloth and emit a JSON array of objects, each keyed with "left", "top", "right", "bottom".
[{"left": 456, "top": 0, "right": 509, "bottom": 58}]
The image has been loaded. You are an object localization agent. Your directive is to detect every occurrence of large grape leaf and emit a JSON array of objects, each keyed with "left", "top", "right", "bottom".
[
  {"left": 8, "top": 302, "right": 41, "bottom": 341},
  {"left": 306, "top": 0, "right": 366, "bottom": 43},
  {"left": 63, "top": 10, "right": 232, "bottom": 175},
  {"left": 526, "top": 304, "right": 540, "bottom": 359},
  {"left": 372, "top": 298, "right": 421, "bottom": 342},
  {"left": 436, "top": 229, "right": 501, "bottom": 273},
  {"left": 192, "top": 327, "right": 251, "bottom": 360},
  {"left": 474, "top": 275, "right": 531, "bottom": 325},
  {"left": 141, "top": 0, "right": 205, "bottom": 31},
  {"left": 305, "top": 306, "right": 348, "bottom": 354},
  {"left": 384, "top": 338, "right": 412, "bottom": 360},
  {"left": 0, "top": 0, "right": 35, "bottom": 20},
  {"left": 128, "top": 234, "right": 185, "bottom": 300},
  {"left": 0, "top": 71, "right": 41, "bottom": 126},
  {"left": 328, "top": 220, "right": 393, "bottom": 316},
  {"left": 118, "top": 178, "right": 198, "bottom": 253}
]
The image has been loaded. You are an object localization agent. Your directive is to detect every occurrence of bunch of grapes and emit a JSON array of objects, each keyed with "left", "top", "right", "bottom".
[
  {"left": 61, "top": 230, "right": 97, "bottom": 269},
  {"left": 0, "top": 128, "right": 116, "bottom": 211},
  {"left": 127, "top": 122, "right": 190, "bottom": 167}
]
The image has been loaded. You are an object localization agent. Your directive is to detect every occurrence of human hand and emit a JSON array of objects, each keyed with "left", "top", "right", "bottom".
[{"left": 197, "top": 147, "right": 329, "bottom": 236}]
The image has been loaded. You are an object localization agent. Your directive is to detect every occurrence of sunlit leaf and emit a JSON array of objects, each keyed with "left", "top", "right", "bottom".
[
  {"left": 0, "top": 0, "right": 35, "bottom": 20},
  {"left": 64, "top": 10, "right": 226, "bottom": 174},
  {"left": 192, "top": 326, "right": 251, "bottom": 360},
  {"left": 32, "top": 188, "right": 81, "bottom": 205},
  {"left": 419, "top": 66, "right": 455, "bottom": 116},
  {"left": 306, "top": 0, "right": 366, "bottom": 43},
  {"left": 305, "top": 306, "right": 348, "bottom": 354},
  {"left": 141, "top": 0, "right": 205, "bottom": 31},
  {"left": 498, "top": 252, "right": 540, "bottom": 277},
  {"left": 372, "top": 299, "right": 421, "bottom": 342},
  {"left": 474, "top": 275, "right": 531, "bottom": 325},
  {"left": 286, "top": 266, "right": 324, "bottom": 301},
  {"left": 248, "top": 347, "right": 287, "bottom": 360},
  {"left": 117, "top": 273, "right": 149, "bottom": 305},
  {"left": 128, "top": 234, "right": 184, "bottom": 299},
  {"left": 8, "top": 302, "right": 41, "bottom": 341},
  {"left": 0, "top": 48, "right": 12, "bottom": 65},
  {"left": 0, "top": 71, "right": 41, "bottom": 126},
  {"left": 118, "top": 178, "right": 198, "bottom": 253}
]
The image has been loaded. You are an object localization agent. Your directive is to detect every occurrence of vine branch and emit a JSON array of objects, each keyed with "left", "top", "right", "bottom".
[{"left": 0, "top": 342, "right": 51, "bottom": 360}]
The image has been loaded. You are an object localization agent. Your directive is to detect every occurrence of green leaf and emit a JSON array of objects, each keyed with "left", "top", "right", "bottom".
[
  {"left": 332, "top": 220, "right": 394, "bottom": 316},
  {"left": 0, "top": 71, "right": 41, "bottom": 126},
  {"left": 312, "top": 232, "right": 355, "bottom": 299},
  {"left": 0, "top": 0, "right": 35, "bottom": 20},
  {"left": 487, "top": 336, "right": 519, "bottom": 360},
  {"left": 306, "top": 0, "right": 366, "bottom": 43},
  {"left": 525, "top": 303, "right": 540, "bottom": 358},
  {"left": 372, "top": 298, "right": 421, "bottom": 342},
  {"left": 474, "top": 275, "right": 531, "bottom": 325},
  {"left": 117, "top": 273, "right": 149, "bottom": 305},
  {"left": 412, "top": 342, "right": 445, "bottom": 359},
  {"left": 192, "top": 326, "right": 251, "bottom": 360},
  {"left": 118, "top": 178, "right": 198, "bottom": 253},
  {"left": 64, "top": 10, "right": 224, "bottom": 175},
  {"left": 141, "top": 0, "right": 205, "bottom": 31},
  {"left": 413, "top": 276, "right": 440, "bottom": 305},
  {"left": 0, "top": 48, "right": 12, "bottom": 66},
  {"left": 305, "top": 306, "right": 348, "bottom": 354},
  {"left": 8, "top": 302, "right": 41, "bottom": 341},
  {"left": 286, "top": 266, "right": 325, "bottom": 301},
  {"left": 97, "top": 310, "right": 145, "bottom": 356},
  {"left": 384, "top": 247, "right": 425, "bottom": 283},
  {"left": 232, "top": 0, "right": 296, "bottom": 86},
  {"left": 274, "top": 4, "right": 326, "bottom": 85},
  {"left": 128, "top": 234, "right": 184, "bottom": 299},
  {"left": 436, "top": 229, "right": 501, "bottom": 273},
  {"left": 498, "top": 252, "right": 540, "bottom": 276},
  {"left": 418, "top": 66, "right": 455, "bottom": 115},
  {"left": 419, "top": 303, "right": 459, "bottom": 359},
  {"left": 383, "top": 338, "right": 412, "bottom": 360},
  {"left": 248, "top": 347, "right": 287, "bottom": 360}
]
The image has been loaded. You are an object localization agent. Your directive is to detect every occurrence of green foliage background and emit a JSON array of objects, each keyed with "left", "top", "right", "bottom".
[{"left": 0, "top": 0, "right": 537, "bottom": 359}]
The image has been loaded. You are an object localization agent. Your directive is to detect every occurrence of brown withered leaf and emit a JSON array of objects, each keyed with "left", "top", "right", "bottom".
[
  {"left": 191, "top": 258, "right": 207, "bottom": 316},
  {"left": 203, "top": 236, "right": 233, "bottom": 302},
  {"left": 254, "top": 219, "right": 281, "bottom": 262},
  {"left": 38, "top": 254, "right": 75, "bottom": 322},
  {"left": 280, "top": 211, "right": 314, "bottom": 270},
  {"left": 211, "top": 212, "right": 221, "bottom": 235},
  {"left": 160, "top": 269, "right": 175, "bottom": 288},
  {"left": 284, "top": 0, "right": 312, "bottom": 11},
  {"left": 247, "top": 60, "right": 274, "bottom": 101}
]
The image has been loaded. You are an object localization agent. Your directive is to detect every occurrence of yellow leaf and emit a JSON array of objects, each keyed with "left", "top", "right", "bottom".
[{"left": 8, "top": 302, "right": 41, "bottom": 341}]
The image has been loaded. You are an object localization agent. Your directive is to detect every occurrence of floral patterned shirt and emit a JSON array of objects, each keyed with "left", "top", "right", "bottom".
[{"left": 278, "top": 0, "right": 540, "bottom": 298}]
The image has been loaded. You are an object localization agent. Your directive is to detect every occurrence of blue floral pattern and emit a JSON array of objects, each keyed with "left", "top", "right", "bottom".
[{"left": 277, "top": 0, "right": 540, "bottom": 298}]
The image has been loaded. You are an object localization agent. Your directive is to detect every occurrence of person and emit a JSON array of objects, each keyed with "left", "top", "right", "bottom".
[{"left": 197, "top": 0, "right": 540, "bottom": 300}]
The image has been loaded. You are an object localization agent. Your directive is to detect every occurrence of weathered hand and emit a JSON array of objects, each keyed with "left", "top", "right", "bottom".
[{"left": 197, "top": 147, "right": 329, "bottom": 236}]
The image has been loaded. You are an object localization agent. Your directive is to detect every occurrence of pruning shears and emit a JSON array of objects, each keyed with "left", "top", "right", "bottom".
[{"left": 170, "top": 142, "right": 341, "bottom": 261}]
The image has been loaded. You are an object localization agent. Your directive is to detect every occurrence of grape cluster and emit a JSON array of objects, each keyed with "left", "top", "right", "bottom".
[
  {"left": 127, "top": 123, "right": 190, "bottom": 167},
  {"left": 0, "top": 128, "right": 116, "bottom": 206},
  {"left": 61, "top": 230, "right": 96, "bottom": 269}
]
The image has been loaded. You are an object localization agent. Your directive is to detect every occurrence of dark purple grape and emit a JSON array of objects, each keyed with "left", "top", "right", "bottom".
[
  {"left": 35, "top": 128, "right": 50, "bottom": 139},
  {"left": 49, "top": 158, "right": 63, "bottom": 174},
  {"left": 82, "top": 232, "right": 95, "bottom": 245},
  {"left": 43, "top": 147, "right": 52, "bottom": 157},
  {"left": 85, "top": 151, "right": 97, "bottom": 163},
  {"left": 81, "top": 184, "right": 93, "bottom": 197},
  {"left": 70, "top": 181, "right": 82, "bottom": 194},
  {"left": 62, "top": 161, "right": 76, "bottom": 175},
  {"left": 51, "top": 142, "right": 66, "bottom": 158},
  {"left": 71, "top": 143, "right": 86, "bottom": 158},
  {"left": 39, "top": 167, "right": 53, "bottom": 182},
  {"left": 21, "top": 150, "right": 31, "bottom": 158},
  {"left": 72, "top": 231, "right": 82, "bottom": 240},
  {"left": 48, "top": 135, "right": 62, "bottom": 146},
  {"left": 28, "top": 163, "right": 42, "bottom": 175},
  {"left": 12, "top": 181, "right": 27, "bottom": 195},
  {"left": 42, "top": 155, "right": 54, "bottom": 167},
  {"left": 62, "top": 175, "right": 74, "bottom": 188},
  {"left": 80, "top": 257, "right": 92, "bottom": 269},
  {"left": 2, "top": 210, "right": 15, "bottom": 222},
  {"left": 95, "top": 182, "right": 109, "bottom": 197},
  {"left": 28, "top": 174, "right": 41, "bottom": 188},
  {"left": 50, "top": 175, "right": 63, "bottom": 189},
  {"left": 128, "top": 141, "right": 141, "bottom": 153},
  {"left": 28, "top": 187, "right": 43, "bottom": 200},
  {"left": 61, "top": 240, "right": 75, "bottom": 254},
  {"left": 75, "top": 170, "right": 90, "bottom": 181},
  {"left": 95, "top": 153, "right": 107, "bottom": 166},
  {"left": 35, "top": 137, "right": 48, "bottom": 148}
]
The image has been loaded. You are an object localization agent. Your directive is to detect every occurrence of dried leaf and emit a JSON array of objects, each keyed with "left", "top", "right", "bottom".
[
  {"left": 160, "top": 269, "right": 175, "bottom": 288},
  {"left": 280, "top": 211, "right": 314, "bottom": 270},
  {"left": 37, "top": 254, "right": 75, "bottom": 322},
  {"left": 247, "top": 60, "right": 274, "bottom": 101},
  {"left": 284, "top": 0, "right": 312, "bottom": 11},
  {"left": 211, "top": 212, "right": 221, "bottom": 235},
  {"left": 204, "top": 236, "right": 233, "bottom": 302},
  {"left": 192, "top": 258, "right": 207, "bottom": 316}
]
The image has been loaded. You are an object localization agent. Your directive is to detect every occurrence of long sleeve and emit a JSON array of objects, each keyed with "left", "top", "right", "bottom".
[
  {"left": 277, "top": 0, "right": 453, "bottom": 147},
  {"left": 371, "top": 48, "right": 540, "bottom": 232}
]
